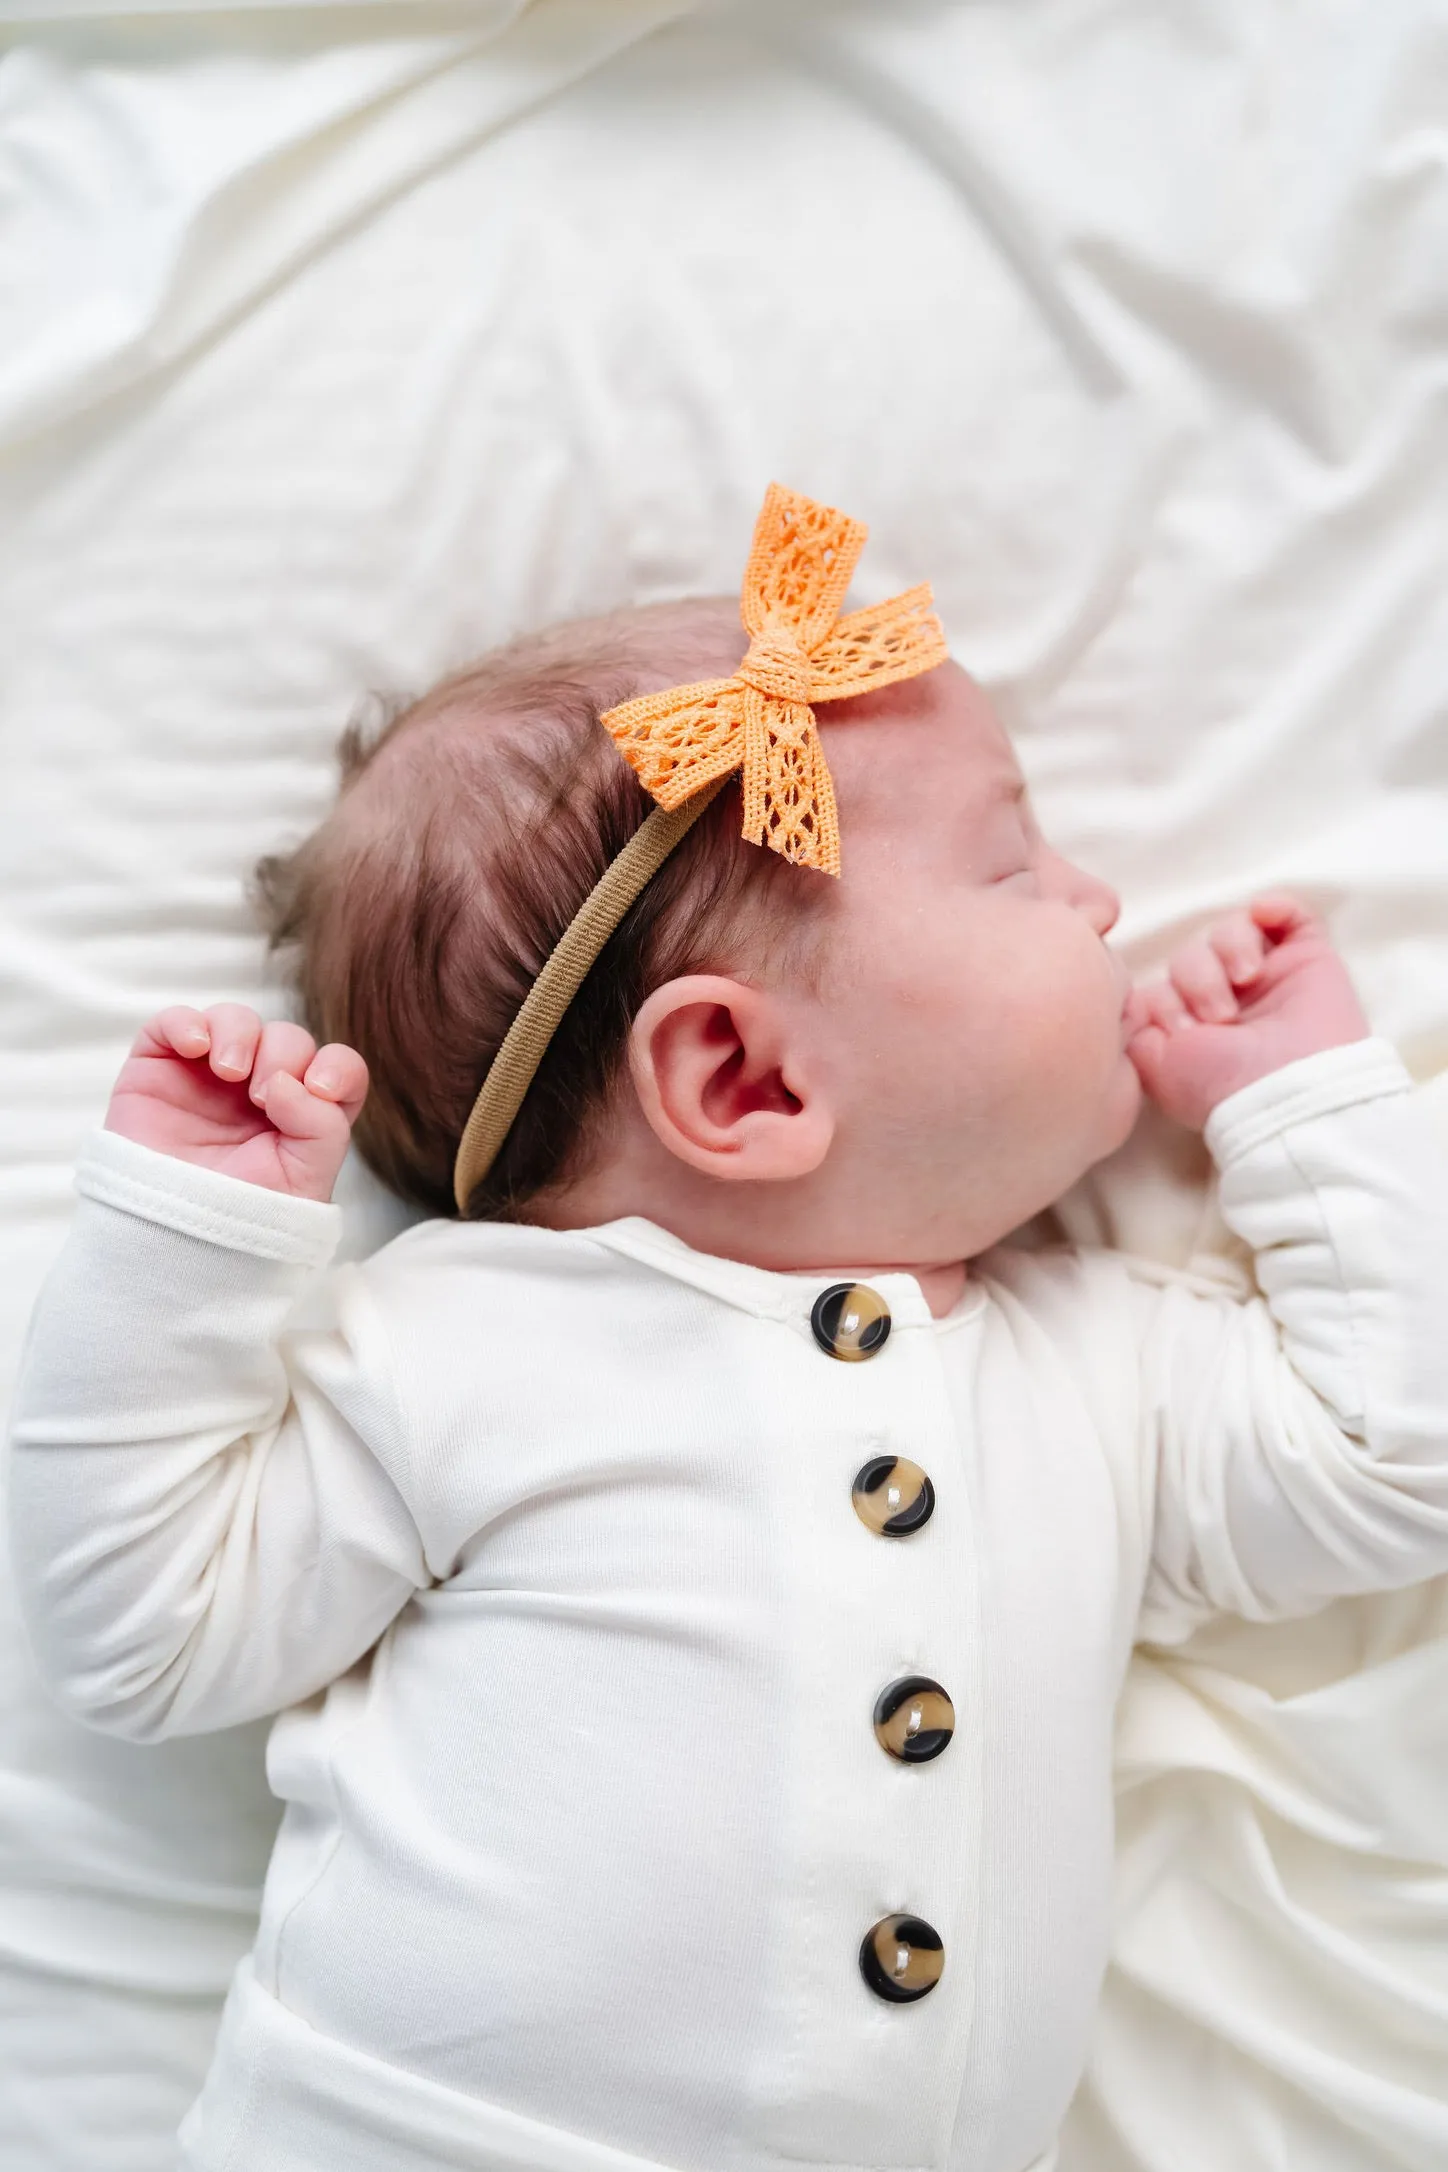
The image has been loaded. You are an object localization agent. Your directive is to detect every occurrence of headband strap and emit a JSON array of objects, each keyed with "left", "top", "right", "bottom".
[{"left": 452, "top": 776, "right": 728, "bottom": 1212}]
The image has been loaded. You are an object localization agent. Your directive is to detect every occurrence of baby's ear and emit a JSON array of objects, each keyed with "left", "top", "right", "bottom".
[{"left": 627, "top": 975, "right": 834, "bottom": 1182}]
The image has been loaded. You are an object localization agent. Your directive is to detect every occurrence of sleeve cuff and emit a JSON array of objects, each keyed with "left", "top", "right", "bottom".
[
  {"left": 76, "top": 1128, "right": 342, "bottom": 1269},
  {"left": 1203, "top": 1035, "right": 1412, "bottom": 1169}
]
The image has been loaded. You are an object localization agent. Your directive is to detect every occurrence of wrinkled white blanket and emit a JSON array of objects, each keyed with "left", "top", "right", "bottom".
[{"left": 2, "top": 4, "right": 1447, "bottom": 2168}]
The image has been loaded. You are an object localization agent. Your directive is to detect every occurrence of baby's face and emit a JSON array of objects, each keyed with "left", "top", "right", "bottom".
[{"left": 808, "top": 660, "right": 1141, "bottom": 1260}]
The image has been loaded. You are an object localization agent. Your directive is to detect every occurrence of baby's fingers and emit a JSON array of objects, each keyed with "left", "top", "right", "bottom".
[
  {"left": 133, "top": 1006, "right": 212, "bottom": 1061},
  {"left": 201, "top": 1003, "right": 264, "bottom": 1082},
  {"left": 1170, "top": 906, "right": 1274, "bottom": 1023},
  {"left": 258, "top": 1067, "right": 349, "bottom": 1138},
  {"left": 1206, "top": 908, "right": 1269, "bottom": 989},
  {"left": 302, "top": 1044, "right": 369, "bottom": 1122},
  {"left": 259, "top": 1043, "right": 369, "bottom": 1150},
  {"left": 1139, "top": 979, "right": 1194, "bottom": 1033},
  {"left": 1249, "top": 892, "right": 1324, "bottom": 946},
  {"left": 258, "top": 1070, "right": 356, "bottom": 1200},
  {"left": 248, "top": 1020, "right": 318, "bottom": 1107},
  {"left": 1169, "top": 937, "right": 1238, "bottom": 1024}
]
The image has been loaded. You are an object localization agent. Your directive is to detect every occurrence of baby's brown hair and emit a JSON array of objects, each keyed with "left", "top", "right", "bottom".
[{"left": 255, "top": 599, "right": 833, "bottom": 1222}]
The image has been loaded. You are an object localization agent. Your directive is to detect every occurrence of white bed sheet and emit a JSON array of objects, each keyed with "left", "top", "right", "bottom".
[{"left": 2, "top": 3, "right": 1447, "bottom": 2166}]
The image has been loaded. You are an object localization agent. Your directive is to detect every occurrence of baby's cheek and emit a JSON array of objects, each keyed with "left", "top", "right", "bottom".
[
  {"left": 1022, "top": 937, "right": 1118, "bottom": 1087},
  {"left": 875, "top": 927, "right": 983, "bottom": 1040}
]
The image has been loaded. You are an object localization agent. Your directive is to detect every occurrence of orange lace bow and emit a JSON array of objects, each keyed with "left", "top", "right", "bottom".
[{"left": 601, "top": 484, "right": 948, "bottom": 877}]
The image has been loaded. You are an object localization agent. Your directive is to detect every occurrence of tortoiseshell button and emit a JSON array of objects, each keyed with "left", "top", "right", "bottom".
[
  {"left": 810, "top": 1283, "right": 891, "bottom": 1362},
  {"left": 851, "top": 1456, "right": 935, "bottom": 1537},
  {"left": 859, "top": 1914, "right": 945, "bottom": 2004},
  {"left": 873, "top": 1676, "right": 955, "bottom": 1764}
]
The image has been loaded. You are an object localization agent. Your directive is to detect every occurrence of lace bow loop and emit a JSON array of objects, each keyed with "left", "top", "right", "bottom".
[{"left": 601, "top": 484, "right": 947, "bottom": 877}]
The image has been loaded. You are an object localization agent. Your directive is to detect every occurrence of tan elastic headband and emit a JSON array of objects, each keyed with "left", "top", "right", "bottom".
[{"left": 452, "top": 482, "right": 946, "bottom": 1214}]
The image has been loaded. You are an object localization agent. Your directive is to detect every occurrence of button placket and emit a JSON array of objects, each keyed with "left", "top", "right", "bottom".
[{"left": 810, "top": 1281, "right": 951, "bottom": 2010}]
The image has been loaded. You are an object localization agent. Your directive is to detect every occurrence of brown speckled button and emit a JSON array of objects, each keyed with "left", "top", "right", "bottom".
[
  {"left": 873, "top": 1676, "right": 955, "bottom": 1764},
  {"left": 810, "top": 1283, "right": 891, "bottom": 1362},
  {"left": 851, "top": 1456, "right": 935, "bottom": 1537},
  {"left": 859, "top": 1914, "right": 945, "bottom": 2003}
]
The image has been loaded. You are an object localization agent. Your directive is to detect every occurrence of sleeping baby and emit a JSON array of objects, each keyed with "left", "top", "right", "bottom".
[{"left": 9, "top": 486, "right": 1448, "bottom": 2172}]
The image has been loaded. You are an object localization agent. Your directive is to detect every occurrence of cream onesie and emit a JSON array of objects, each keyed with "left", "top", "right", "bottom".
[{"left": 8, "top": 1034, "right": 1448, "bottom": 2172}]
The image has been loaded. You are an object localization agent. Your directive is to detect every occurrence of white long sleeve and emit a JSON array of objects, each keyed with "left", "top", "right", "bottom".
[
  {"left": 1133, "top": 1035, "right": 1448, "bottom": 1641},
  {"left": 5, "top": 1129, "right": 429, "bottom": 1740}
]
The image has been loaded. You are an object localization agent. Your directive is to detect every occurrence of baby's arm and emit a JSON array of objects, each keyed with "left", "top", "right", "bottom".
[
  {"left": 6, "top": 1007, "right": 429, "bottom": 1739},
  {"left": 1124, "top": 902, "right": 1448, "bottom": 1635}
]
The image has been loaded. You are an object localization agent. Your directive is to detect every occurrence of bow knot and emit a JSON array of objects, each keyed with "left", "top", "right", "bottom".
[
  {"left": 737, "top": 624, "right": 812, "bottom": 705},
  {"left": 601, "top": 484, "right": 947, "bottom": 877}
]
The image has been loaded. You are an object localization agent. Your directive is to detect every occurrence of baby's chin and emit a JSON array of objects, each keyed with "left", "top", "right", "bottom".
[{"left": 1071, "top": 1047, "right": 1146, "bottom": 1184}]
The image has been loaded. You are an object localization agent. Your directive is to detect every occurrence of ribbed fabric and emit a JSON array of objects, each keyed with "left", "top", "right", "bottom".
[{"left": 9, "top": 1036, "right": 1448, "bottom": 2172}]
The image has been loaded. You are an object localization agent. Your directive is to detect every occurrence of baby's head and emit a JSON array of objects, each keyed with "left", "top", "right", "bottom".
[{"left": 258, "top": 602, "right": 1139, "bottom": 1274}]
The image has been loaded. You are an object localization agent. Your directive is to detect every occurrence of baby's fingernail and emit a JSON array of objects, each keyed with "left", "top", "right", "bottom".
[
  {"left": 307, "top": 1070, "right": 339, "bottom": 1096},
  {"left": 216, "top": 1046, "right": 247, "bottom": 1073}
]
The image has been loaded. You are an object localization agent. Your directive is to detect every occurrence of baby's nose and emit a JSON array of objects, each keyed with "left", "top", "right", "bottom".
[
  {"left": 1067, "top": 861, "right": 1120, "bottom": 936},
  {"left": 1090, "top": 880, "right": 1122, "bottom": 937}
]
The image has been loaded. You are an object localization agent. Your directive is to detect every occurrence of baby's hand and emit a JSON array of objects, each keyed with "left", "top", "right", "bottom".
[
  {"left": 104, "top": 1006, "right": 368, "bottom": 1203},
  {"left": 1124, "top": 894, "right": 1372, "bottom": 1132}
]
